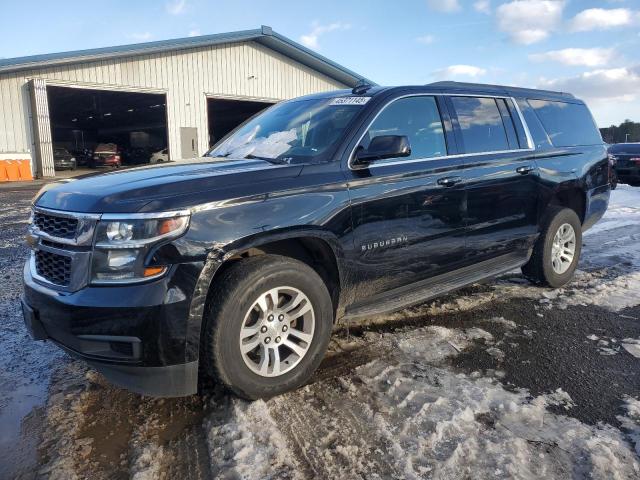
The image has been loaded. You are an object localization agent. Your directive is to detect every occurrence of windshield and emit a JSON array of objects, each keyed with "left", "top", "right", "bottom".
[{"left": 207, "top": 97, "right": 368, "bottom": 164}]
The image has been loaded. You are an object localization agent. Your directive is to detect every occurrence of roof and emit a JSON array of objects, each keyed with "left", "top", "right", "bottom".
[
  {"left": 427, "top": 81, "right": 577, "bottom": 102},
  {"left": 0, "top": 25, "right": 375, "bottom": 87}
]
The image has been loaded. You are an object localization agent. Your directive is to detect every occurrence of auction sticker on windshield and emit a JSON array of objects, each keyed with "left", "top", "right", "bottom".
[{"left": 329, "top": 97, "right": 371, "bottom": 105}]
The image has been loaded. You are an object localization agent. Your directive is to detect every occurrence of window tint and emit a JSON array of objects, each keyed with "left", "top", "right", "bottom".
[
  {"left": 496, "top": 99, "right": 519, "bottom": 149},
  {"left": 451, "top": 97, "right": 510, "bottom": 153},
  {"left": 362, "top": 96, "right": 447, "bottom": 160},
  {"left": 528, "top": 100, "right": 602, "bottom": 147},
  {"left": 609, "top": 144, "right": 640, "bottom": 154}
]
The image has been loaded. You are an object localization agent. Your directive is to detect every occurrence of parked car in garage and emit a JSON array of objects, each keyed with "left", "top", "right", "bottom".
[
  {"left": 609, "top": 143, "right": 640, "bottom": 186},
  {"left": 150, "top": 148, "right": 169, "bottom": 164},
  {"left": 91, "top": 143, "right": 122, "bottom": 168},
  {"left": 122, "top": 147, "right": 151, "bottom": 165},
  {"left": 71, "top": 148, "right": 93, "bottom": 167},
  {"left": 52, "top": 147, "right": 77, "bottom": 170},
  {"left": 22, "top": 82, "right": 611, "bottom": 400}
]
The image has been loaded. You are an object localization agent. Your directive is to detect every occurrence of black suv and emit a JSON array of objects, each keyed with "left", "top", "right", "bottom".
[
  {"left": 609, "top": 143, "right": 640, "bottom": 186},
  {"left": 22, "top": 82, "right": 611, "bottom": 399}
]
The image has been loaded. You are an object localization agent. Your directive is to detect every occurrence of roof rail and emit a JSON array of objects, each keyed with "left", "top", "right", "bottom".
[{"left": 427, "top": 81, "right": 575, "bottom": 99}]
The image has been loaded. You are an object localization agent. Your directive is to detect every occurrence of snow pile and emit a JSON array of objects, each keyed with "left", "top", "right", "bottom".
[
  {"left": 555, "top": 270, "right": 640, "bottom": 312},
  {"left": 618, "top": 397, "right": 640, "bottom": 457},
  {"left": 206, "top": 399, "right": 302, "bottom": 479},
  {"left": 204, "top": 326, "right": 640, "bottom": 479},
  {"left": 621, "top": 338, "right": 640, "bottom": 359},
  {"left": 352, "top": 327, "right": 640, "bottom": 479}
]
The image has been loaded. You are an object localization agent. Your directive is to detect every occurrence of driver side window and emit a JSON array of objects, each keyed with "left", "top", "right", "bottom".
[{"left": 363, "top": 96, "right": 447, "bottom": 161}]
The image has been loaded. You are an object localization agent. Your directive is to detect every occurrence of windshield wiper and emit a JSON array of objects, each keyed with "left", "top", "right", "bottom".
[{"left": 244, "top": 154, "right": 286, "bottom": 164}]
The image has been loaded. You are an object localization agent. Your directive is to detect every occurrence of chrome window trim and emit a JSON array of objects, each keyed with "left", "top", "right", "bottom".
[{"left": 347, "top": 93, "right": 536, "bottom": 171}]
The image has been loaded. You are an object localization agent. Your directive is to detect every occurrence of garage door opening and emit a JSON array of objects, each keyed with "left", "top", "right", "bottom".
[
  {"left": 207, "top": 98, "right": 272, "bottom": 147},
  {"left": 47, "top": 86, "right": 169, "bottom": 168}
]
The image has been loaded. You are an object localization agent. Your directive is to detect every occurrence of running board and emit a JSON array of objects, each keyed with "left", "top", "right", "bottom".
[{"left": 343, "top": 251, "right": 529, "bottom": 320}]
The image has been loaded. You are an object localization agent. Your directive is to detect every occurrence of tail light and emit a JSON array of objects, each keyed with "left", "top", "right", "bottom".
[
  {"left": 631, "top": 157, "right": 640, "bottom": 164},
  {"left": 114, "top": 155, "right": 121, "bottom": 161}
]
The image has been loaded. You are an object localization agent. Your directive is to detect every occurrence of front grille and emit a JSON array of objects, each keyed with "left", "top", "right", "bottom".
[
  {"left": 34, "top": 212, "right": 78, "bottom": 239},
  {"left": 35, "top": 250, "right": 72, "bottom": 286}
]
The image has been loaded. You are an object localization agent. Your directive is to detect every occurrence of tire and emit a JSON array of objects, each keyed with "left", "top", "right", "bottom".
[
  {"left": 522, "top": 207, "right": 582, "bottom": 288},
  {"left": 202, "top": 255, "right": 334, "bottom": 399}
]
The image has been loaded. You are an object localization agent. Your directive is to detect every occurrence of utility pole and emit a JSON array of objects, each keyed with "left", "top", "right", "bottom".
[{"left": 626, "top": 133, "right": 630, "bottom": 143}]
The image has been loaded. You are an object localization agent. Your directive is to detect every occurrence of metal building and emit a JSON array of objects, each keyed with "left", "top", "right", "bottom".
[{"left": 0, "top": 26, "right": 372, "bottom": 180}]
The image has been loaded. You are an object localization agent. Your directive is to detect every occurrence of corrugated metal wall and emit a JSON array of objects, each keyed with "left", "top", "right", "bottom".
[{"left": 0, "top": 40, "right": 346, "bottom": 165}]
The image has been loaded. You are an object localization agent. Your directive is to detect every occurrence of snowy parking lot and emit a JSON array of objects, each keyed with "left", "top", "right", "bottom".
[{"left": 1, "top": 184, "right": 639, "bottom": 479}]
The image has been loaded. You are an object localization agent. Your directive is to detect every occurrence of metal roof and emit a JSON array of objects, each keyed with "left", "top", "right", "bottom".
[{"left": 0, "top": 25, "right": 375, "bottom": 87}]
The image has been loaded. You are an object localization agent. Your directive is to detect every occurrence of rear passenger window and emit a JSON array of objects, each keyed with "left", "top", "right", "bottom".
[
  {"left": 450, "top": 97, "right": 510, "bottom": 154},
  {"left": 362, "top": 96, "right": 447, "bottom": 161},
  {"left": 528, "top": 100, "right": 602, "bottom": 147}
]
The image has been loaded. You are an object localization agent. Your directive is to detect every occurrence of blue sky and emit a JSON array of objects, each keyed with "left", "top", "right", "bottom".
[{"left": 1, "top": 0, "right": 638, "bottom": 126}]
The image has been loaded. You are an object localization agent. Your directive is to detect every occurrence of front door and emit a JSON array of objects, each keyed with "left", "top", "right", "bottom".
[
  {"left": 180, "top": 127, "right": 199, "bottom": 158},
  {"left": 345, "top": 95, "right": 467, "bottom": 299}
]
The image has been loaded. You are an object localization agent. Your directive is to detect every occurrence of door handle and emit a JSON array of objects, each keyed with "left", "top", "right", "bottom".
[
  {"left": 516, "top": 165, "right": 535, "bottom": 175},
  {"left": 437, "top": 176, "right": 463, "bottom": 187}
]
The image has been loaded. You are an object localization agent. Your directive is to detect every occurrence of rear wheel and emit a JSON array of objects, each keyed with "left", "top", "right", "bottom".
[
  {"left": 202, "top": 255, "right": 333, "bottom": 399},
  {"left": 522, "top": 207, "right": 582, "bottom": 288}
]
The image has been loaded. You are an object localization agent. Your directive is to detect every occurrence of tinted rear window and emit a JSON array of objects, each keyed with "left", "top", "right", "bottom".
[
  {"left": 528, "top": 100, "right": 601, "bottom": 147},
  {"left": 450, "top": 97, "right": 510, "bottom": 154},
  {"left": 609, "top": 143, "right": 640, "bottom": 154}
]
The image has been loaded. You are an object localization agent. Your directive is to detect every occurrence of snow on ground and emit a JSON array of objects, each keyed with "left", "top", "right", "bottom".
[{"left": 201, "top": 326, "right": 640, "bottom": 480}]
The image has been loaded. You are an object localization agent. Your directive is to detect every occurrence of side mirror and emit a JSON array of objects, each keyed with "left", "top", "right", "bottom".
[{"left": 353, "top": 135, "right": 411, "bottom": 168}]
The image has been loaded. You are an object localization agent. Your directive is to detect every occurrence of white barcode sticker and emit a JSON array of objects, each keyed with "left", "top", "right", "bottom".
[{"left": 329, "top": 96, "right": 371, "bottom": 105}]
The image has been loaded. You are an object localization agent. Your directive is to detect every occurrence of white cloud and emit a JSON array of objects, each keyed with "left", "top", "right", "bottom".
[
  {"left": 433, "top": 64, "right": 487, "bottom": 80},
  {"left": 474, "top": 0, "right": 491, "bottom": 14},
  {"left": 188, "top": 29, "right": 201, "bottom": 37},
  {"left": 426, "top": 0, "right": 461, "bottom": 13},
  {"left": 529, "top": 48, "right": 616, "bottom": 67},
  {"left": 416, "top": 34, "right": 436, "bottom": 45},
  {"left": 129, "top": 32, "right": 153, "bottom": 41},
  {"left": 299, "top": 22, "right": 350, "bottom": 49},
  {"left": 496, "top": 0, "right": 565, "bottom": 44},
  {"left": 540, "top": 66, "right": 640, "bottom": 101},
  {"left": 539, "top": 66, "right": 640, "bottom": 126},
  {"left": 166, "top": 0, "right": 186, "bottom": 15},
  {"left": 569, "top": 8, "right": 635, "bottom": 32}
]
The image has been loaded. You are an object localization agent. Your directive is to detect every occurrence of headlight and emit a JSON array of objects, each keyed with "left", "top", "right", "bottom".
[{"left": 91, "top": 212, "right": 190, "bottom": 283}]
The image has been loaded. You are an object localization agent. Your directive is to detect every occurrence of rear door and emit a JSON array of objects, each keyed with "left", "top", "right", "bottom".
[
  {"left": 446, "top": 95, "right": 539, "bottom": 261},
  {"left": 345, "top": 94, "right": 466, "bottom": 298}
]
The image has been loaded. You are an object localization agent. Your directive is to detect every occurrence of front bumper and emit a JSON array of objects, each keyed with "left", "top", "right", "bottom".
[{"left": 22, "top": 261, "right": 201, "bottom": 397}]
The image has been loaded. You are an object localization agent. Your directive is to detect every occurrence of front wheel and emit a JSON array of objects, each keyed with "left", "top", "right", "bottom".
[
  {"left": 202, "top": 255, "right": 334, "bottom": 399},
  {"left": 522, "top": 207, "right": 582, "bottom": 288}
]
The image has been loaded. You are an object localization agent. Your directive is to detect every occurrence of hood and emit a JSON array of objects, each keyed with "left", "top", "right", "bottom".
[{"left": 36, "top": 157, "right": 302, "bottom": 213}]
